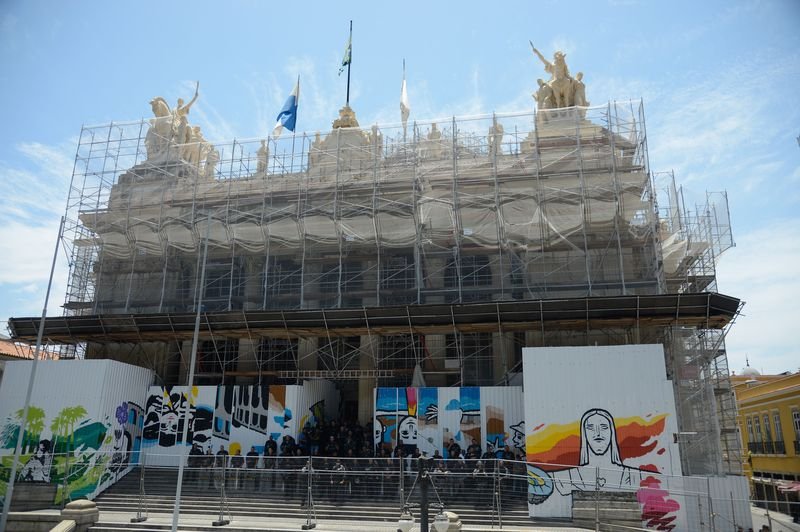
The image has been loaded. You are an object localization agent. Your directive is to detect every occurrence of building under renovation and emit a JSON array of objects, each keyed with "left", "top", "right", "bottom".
[{"left": 9, "top": 59, "right": 741, "bottom": 480}]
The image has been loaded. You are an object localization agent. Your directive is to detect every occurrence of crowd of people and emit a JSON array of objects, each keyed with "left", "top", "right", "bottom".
[{"left": 183, "top": 418, "right": 529, "bottom": 506}]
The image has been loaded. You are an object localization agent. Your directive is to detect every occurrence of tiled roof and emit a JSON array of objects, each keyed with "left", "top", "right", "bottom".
[{"left": 0, "top": 338, "right": 59, "bottom": 360}]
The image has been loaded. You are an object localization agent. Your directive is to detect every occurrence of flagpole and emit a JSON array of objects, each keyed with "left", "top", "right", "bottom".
[{"left": 346, "top": 20, "right": 352, "bottom": 107}]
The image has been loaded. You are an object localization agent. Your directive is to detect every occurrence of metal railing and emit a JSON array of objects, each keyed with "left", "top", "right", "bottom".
[{"left": 4, "top": 451, "right": 796, "bottom": 531}]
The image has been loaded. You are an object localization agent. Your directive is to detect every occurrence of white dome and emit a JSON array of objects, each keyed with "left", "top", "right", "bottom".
[{"left": 740, "top": 365, "right": 760, "bottom": 377}]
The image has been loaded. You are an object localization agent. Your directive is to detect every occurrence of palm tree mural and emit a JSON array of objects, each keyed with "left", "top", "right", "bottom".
[
  {"left": 15, "top": 406, "right": 45, "bottom": 454},
  {"left": 62, "top": 406, "right": 88, "bottom": 451},
  {"left": 51, "top": 410, "right": 69, "bottom": 454}
]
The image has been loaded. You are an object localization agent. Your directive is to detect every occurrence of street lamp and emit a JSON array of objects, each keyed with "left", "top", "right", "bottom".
[
  {"left": 432, "top": 506, "right": 450, "bottom": 532},
  {"left": 397, "top": 456, "right": 448, "bottom": 532},
  {"left": 397, "top": 506, "right": 415, "bottom": 532}
]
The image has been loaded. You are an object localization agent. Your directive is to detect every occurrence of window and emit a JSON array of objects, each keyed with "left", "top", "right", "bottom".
[
  {"left": 204, "top": 261, "right": 244, "bottom": 310},
  {"left": 773, "top": 412, "right": 783, "bottom": 442},
  {"left": 266, "top": 259, "right": 302, "bottom": 296},
  {"left": 754, "top": 416, "right": 762, "bottom": 443},
  {"left": 445, "top": 332, "right": 494, "bottom": 386},
  {"left": 381, "top": 255, "right": 416, "bottom": 290},
  {"left": 763, "top": 414, "right": 772, "bottom": 442},
  {"left": 378, "top": 335, "right": 422, "bottom": 371},
  {"left": 772, "top": 412, "right": 786, "bottom": 454},
  {"left": 793, "top": 409, "right": 800, "bottom": 439},
  {"left": 746, "top": 417, "right": 754, "bottom": 444},
  {"left": 444, "top": 255, "right": 492, "bottom": 288},
  {"left": 320, "top": 261, "right": 362, "bottom": 294},
  {"left": 197, "top": 339, "right": 239, "bottom": 382},
  {"left": 257, "top": 338, "right": 298, "bottom": 372}
]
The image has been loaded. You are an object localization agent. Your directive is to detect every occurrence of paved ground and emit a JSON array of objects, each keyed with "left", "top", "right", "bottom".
[
  {"left": 750, "top": 504, "right": 800, "bottom": 532},
  {"left": 99, "top": 509, "right": 590, "bottom": 531}
]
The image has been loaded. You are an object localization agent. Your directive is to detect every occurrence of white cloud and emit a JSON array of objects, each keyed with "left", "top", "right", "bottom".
[
  {"left": 646, "top": 51, "right": 800, "bottom": 191},
  {"left": 717, "top": 218, "right": 800, "bottom": 374}
]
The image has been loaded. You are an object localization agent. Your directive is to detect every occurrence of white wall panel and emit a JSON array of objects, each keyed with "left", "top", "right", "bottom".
[
  {"left": 522, "top": 344, "right": 685, "bottom": 528},
  {"left": 0, "top": 359, "right": 153, "bottom": 502}
]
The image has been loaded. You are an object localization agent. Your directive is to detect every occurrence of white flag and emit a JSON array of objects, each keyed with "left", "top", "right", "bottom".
[
  {"left": 400, "top": 77, "right": 410, "bottom": 128},
  {"left": 400, "top": 61, "right": 410, "bottom": 137}
]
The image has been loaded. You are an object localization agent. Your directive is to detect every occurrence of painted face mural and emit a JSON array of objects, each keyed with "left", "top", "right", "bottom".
[
  {"left": 583, "top": 411, "right": 612, "bottom": 457},
  {"left": 398, "top": 416, "right": 417, "bottom": 445},
  {"left": 374, "top": 420, "right": 385, "bottom": 446},
  {"left": 526, "top": 408, "right": 681, "bottom": 531}
]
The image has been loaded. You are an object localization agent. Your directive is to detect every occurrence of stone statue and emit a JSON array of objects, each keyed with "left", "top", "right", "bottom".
[
  {"left": 488, "top": 117, "right": 504, "bottom": 157},
  {"left": 428, "top": 123, "right": 441, "bottom": 141},
  {"left": 145, "top": 97, "right": 173, "bottom": 159},
  {"left": 174, "top": 82, "right": 200, "bottom": 146},
  {"left": 424, "top": 122, "right": 443, "bottom": 159},
  {"left": 256, "top": 140, "right": 269, "bottom": 174},
  {"left": 184, "top": 125, "right": 206, "bottom": 166},
  {"left": 332, "top": 105, "right": 360, "bottom": 129},
  {"left": 308, "top": 132, "right": 322, "bottom": 168},
  {"left": 529, "top": 41, "right": 586, "bottom": 110},
  {"left": 145, "top": 84, "right": 201, "bottom": 163},
  {"left": 534, "top": 78, "right": 555, "bottom": 109},
  {"left": 574, "top": 72, "right": 589, "bottom": 107},
  {"left": 204, "top": 146, "right": 219, "bottom": 180},
  {"left": 370, "top": 124, "right": 383, "bottom": 157}
]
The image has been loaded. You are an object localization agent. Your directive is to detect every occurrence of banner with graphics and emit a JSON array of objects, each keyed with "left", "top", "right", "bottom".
[
  {"left": 374, "top": 386, "right": 523, "bottom": 459},
  {"left": 142, "top": 380, "right": 338, "bottom": 465},
  {"left": 522, "top": 345, "right": 684, "bottom": 529},
  {"left": 0, "top": 360, "right": 153, "bottom": 504}
]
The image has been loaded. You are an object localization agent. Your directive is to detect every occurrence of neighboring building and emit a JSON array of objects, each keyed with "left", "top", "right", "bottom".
[
  {"left": 0, "top": 336, "right": 58, "bottom": 385},
  {"left": 8, "top": 52, "right": 743, "bottom": 479},
  {"left": 732, "top": 366, "right": 800, "bottom": 517}
]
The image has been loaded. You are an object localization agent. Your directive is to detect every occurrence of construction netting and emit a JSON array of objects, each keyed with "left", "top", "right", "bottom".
[{"left": 64, "top": 102, "right": 664, "bottom": 315}]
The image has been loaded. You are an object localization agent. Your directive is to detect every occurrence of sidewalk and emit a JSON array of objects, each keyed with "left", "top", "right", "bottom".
[{"left": 751, "top": 503, "right": 800, "bottom": 532}]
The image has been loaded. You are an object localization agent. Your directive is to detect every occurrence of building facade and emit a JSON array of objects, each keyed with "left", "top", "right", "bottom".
[
  {"left": 9, "top": 61, "right": 742, "bottom": 478},
  {"left": 732, "top": 370, "right": 800, "bottom": 517}
]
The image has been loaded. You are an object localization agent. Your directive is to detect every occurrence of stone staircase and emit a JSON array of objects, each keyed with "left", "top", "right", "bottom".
[
  {"left": 88, "top": 467, "right": 537, "bottom": 530},
  {"left": 571, "top": 491, "right": 642, "bottom": 531}
]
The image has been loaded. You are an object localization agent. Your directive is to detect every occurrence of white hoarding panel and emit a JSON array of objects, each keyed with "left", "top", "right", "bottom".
[
  {"left": 141, "top": 381, "right": 338, "bottom": 465},
  {"left": 522, "top": 344, "right": 685, "bottom": 529},
  {"left": 142, "top": 385, "right": 215, "bottom": 466},
  {"left": 373, "top": 386, "right": 524, "bottom": 460},
  {"left": 0, "top": 359, "right": 153, "bottom": 503}
]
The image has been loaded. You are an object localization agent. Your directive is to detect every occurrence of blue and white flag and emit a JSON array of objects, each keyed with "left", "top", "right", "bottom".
[{"left": 272, "top": 77, "right": 300, "bottom": 138}]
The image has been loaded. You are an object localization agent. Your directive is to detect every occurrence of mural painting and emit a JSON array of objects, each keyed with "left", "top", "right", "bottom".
[
  {"left": 373, "top": 386, "right": 523, "bottom": 459},
  {"left": 417, "top": 387, "right": 438, "bottom": 457},
  {"left": 374, "top": 387, "right": 418, "bottom": 454},
  {"left": 143, "top": 385, "right": 214, "bottom": 460},
  {"left": 0, "top": 360, "right": 152, "bottom": 505},
  {"left": 522, "top": 345, "right": 684, "bottom": 530},
  {"left": 141, "top": 381, "right": 337, "bottom": 464}
]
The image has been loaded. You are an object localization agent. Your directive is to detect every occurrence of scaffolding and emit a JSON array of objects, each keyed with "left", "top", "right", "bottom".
[{"left": 50, "top": 100, "right": 741, "bottom": 475}]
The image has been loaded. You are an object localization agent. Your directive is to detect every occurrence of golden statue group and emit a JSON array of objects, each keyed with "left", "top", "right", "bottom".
[{"left": 530, "top": 42, "right": 589, "bottom": 110}]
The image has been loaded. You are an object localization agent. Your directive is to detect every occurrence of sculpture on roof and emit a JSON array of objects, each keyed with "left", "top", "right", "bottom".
[
  {"left": 529, "top": 42, "right": 587, "bottom": 109},
  {"left": 144, "top": 82, "right": 204, "bottom": 166},
  {"left": 256, "top": 140, "right": 269, "bottom": 174},
  {"left": 488, "top": 117, "right": 504, "bottom": 157},
  {"left": 174, "top": 82, "right": 200, "bottom": 146}
]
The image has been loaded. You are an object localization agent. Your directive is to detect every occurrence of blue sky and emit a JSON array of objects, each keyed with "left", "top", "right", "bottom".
[{"left": 0, "top": 0, "right": 798, "bottom": 373}]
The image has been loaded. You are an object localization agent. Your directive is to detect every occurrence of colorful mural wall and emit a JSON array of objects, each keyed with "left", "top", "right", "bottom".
[
  {"left": 373, "top": 386, "right": 523, "bottom": 458},
  {"left": 142, "top": 380, "right": 338, "bottom": 465},
  {"left": 0, "top": 360, "right": 153, "bottom": 504},
  {"left": 522, "top": 345, "right": 684, "bottom": 529}
]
